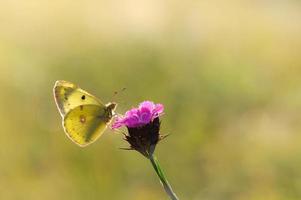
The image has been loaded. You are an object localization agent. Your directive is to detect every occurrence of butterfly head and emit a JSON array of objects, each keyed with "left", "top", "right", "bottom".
[{"left": 106, "top": 102, "right": 117, "bottom": 111}]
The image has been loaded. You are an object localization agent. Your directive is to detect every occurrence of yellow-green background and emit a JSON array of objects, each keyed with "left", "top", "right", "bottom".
[{"left": 1, "top": 1, "right": 301, "bottom": 199}]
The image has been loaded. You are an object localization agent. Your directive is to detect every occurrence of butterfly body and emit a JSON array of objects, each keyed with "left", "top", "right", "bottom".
[{"left": 53, "top": 80, "right": 117, "bottom": 147}]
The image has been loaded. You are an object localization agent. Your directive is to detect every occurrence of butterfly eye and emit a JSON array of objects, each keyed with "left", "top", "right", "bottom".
[{"left": 81, "top": 95, "right": 86, "bottom": 100}]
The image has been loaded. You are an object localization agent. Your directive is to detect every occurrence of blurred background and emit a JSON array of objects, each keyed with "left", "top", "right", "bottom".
[{"left": 1, "top": 0, "right": 301, "bottom": 199}]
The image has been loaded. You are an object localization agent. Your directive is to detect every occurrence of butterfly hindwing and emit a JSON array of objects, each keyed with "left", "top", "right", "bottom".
[
  {"left": 53, "top": 80, "right": 103, "bottom": 117},
  {"left": 63, "top": 104, "right": 111, "bottom": 147}
]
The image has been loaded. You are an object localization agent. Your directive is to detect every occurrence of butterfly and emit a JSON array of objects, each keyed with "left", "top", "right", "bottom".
[{"left": 53, "top": 80, "right": 117, "bottom": 147}]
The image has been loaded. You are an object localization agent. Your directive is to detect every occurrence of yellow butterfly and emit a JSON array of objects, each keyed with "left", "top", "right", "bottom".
[{"left": 53, "top": 80, "right": 117, "bottom": 147}]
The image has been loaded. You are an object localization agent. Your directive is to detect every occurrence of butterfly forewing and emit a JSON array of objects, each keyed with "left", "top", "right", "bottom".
[{"left": 53, "top": 80, "right": 104, "bottom": 117}]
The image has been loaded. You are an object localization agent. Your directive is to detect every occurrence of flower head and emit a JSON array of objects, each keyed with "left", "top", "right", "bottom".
[
  {"left": 112, "top": 101, "right": 165, "bottom": 157},
  {"left": 112, "top": 101, "right": 164, "bottom": 129}
]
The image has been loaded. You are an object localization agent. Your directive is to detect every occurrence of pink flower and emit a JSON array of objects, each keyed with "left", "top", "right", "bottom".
[{"left": 112, "top": 101, "right": 164, "bottom": 129}]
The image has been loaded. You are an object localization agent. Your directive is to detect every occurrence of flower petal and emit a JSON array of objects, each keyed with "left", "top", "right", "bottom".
[
  {"left": 125, "top": 108, "right": 139, "bottom": 118},
  {"left": 139, "top": 107, "right": 152, "bottom": 124},
  {"left": 124, "top": 114, "right": 140, "bottom": 127},
  {"left": 111, "top": 117, "right": 124, "bottom": 129},
  {"left": 152, "top": 103, "right": 164, "bottom": 119},
  {"left": 111, "top": 101, "right": 164, "bottom": 129},
  {"left": 139, "top": 101, "right": 156, "bottom": 111}
]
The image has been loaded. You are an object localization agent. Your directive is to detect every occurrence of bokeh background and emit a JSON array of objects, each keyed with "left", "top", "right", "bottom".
[{"left": 1, "top": 0, "right": 301, "bottom": 199}]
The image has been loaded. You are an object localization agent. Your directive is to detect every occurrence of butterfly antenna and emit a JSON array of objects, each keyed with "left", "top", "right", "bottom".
[{"left": 111, "top": 87, "right": 126, "bottom": 103}]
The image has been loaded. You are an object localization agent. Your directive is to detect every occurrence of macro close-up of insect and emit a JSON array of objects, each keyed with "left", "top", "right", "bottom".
[
  {"left": 1, "top": 1, "right": 301, "bottom": 199},
  {"left": 53, "top": 80, "right": 117, "bottom": 147}
]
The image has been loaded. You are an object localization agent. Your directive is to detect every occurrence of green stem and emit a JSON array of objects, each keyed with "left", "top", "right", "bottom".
[{"left": 149, "top": 154, "right": 179, "bottom": 200}]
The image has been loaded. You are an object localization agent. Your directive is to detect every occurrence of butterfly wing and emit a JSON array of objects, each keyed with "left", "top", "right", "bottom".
[
  {"left": 63, "top": 104, "right": 113, "bottom": 147},
  {"left": 53, "top": 80, "right": 103, "bottom": 117}
]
